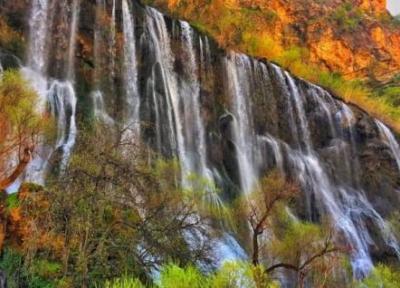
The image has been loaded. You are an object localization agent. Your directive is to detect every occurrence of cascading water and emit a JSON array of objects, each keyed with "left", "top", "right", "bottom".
[
  {"left": 122, "top": 0, "right": 140, "bottom": 137},
  {"left": 223, "top": 54, "right": 400, "bottom": 277},
  {"left": 144, "top": 7, "right": 179, "bottom": 157},
  {"left": 48, "top": 81, "right": 77, "bottom": 171},
  {"left": 92, "top": 90, "right": 114, "bottom": 125},
  {"left": 143, "top": 8, "right": 215, "bottom": 190},
  {"left": 23, "top": 0, "right": 78, "bottom": 183},
  {"left": 224, "top": 54, "right": 260, "bottom": 194},
  {"left": 142, "top": 7, "right": 241, "bottom": 262},
  {"left": 67, "top": 0, "right": 80, "bottom": 80},
  {"left": 178, "top": 21, "right": 214, "bottom": 189},
  {"left": 285, "top": 71, "right": 313, "bottom": 154},
  {"left": 27, "top": 0, "right": 49, "bottom": 73},
  {"left": 10, "top": 0, "right": 400, "bottom": 283},
  {"left": 376, "top": 120, "right": 400, "bottom": 172}
]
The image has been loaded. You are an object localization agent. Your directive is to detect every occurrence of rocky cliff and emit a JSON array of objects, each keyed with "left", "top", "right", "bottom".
[{"left": 0, "top": 0, "right": 400, "bottom": 284}]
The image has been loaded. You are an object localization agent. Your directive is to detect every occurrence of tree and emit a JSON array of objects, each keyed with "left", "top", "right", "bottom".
[
  {"left": 12, "top": 124, "right": 214, "bottom": 287},
  {"left": 235, "top": 171, "right": 345, "bottom": 287},
  {"left": 0, "top": 70, "right": 44, "bottom": 191},
  {"left": 358, "top": 264, "right": 400, "bottom": 288},
  {"left": 235, "top": 170, "right": 298, "bottom": 266},
  {"left": 267, "top": 219, "right": 343, "bottom": 288}
]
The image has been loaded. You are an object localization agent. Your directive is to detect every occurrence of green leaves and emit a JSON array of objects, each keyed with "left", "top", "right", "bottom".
[
  {"left": 105, "top": 262, "right": 280, "bottom": 288},
  {"left": 359, "top": 264, "right": 400, "bottom": 288}
]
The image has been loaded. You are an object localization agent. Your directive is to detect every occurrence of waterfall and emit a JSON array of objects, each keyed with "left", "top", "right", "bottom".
[
  {"left": 12, "top": 0, "right": 400, "bottom": 281},
  {"left": 92, "top": 90, "right": 114, "bottom": 125},
  {"left": 224, "top": 53, "right": 260, "bottom": 194},
  {"left": 285, "top": 71, "right": 313, "bottom": 154},
  {"left": 224, "top": 55, "right": 400, "bottom": 277},
  {"left": 376, "top": 120, "right": 400, "bottom": 172},
  {"left": 145, "top": 7, "right": 179, "bottom": 157},
  {"left": 337, "top": 103, "right": 362, "bottom": 187},
  {"left": 179, "top": 21, "right": 214, "bottom": 189},
  {"left": 67, "top": 0, "right": 80, "bottom": 80},
  {"left": 27, "top": 0, "right": 50, "bottom": 73},
  {"left": 48, "top": 81, "right": 77, "bottom": 171},
  {"left": 23, "top": 0, "right": 78, "bottom": 183},
  {"left": 144, "top": 9, "right": 220, "bottom": 199},
  {"left": 122, "top": 0, "right": 140, "bottom": 137},
  {"left": 110, "top": 0, "right": 116, "bottom": 79}
]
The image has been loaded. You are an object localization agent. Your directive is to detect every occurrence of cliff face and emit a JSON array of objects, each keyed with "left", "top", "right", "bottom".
[
  {"left": 0, "top": 0, "right": 400, "bottom": 278},
  {"left": 358, "top": 0, "right": 386, "bottom": 14},
  {"left": 1, "top": 0, "right": 399, "bottom": 81},
  {"left": 148, "top": 0, "right": 400, "bottom": 81},
  {"left": 302, "top": 0, "right": 400, "bottom": 80}
]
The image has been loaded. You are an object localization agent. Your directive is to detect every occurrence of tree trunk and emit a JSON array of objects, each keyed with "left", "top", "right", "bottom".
[
  {"left": 298, "top": 271, "right": 305, "bottom": 288},
  {"left": 0, "top": 146, "right": 33, "bottom": 191},
  {"left": 252, "top": 230, "right": 259, "bottom": 266}
]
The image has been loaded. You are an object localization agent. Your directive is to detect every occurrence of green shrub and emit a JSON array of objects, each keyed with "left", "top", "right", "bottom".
[
  {"left": 5, "top": 193, "right": 19, "bottom": 210},
  {"left": 104, "top": 277, "right": 145, "bottom": 288},
  {"left": 330, "top": 3, "right": 364, "bottom": 32},
  {"left": 159, "top": 264, "right": 208, "bottom": 288},
  {"left": 0, "top": 249, "right": 58, "bottom": 288},
  {"left": 30, "top": 259, "right": 62, "bottom": 279},
  {"left": 358, "top": 264, "right": 400, "bottom": 288}
]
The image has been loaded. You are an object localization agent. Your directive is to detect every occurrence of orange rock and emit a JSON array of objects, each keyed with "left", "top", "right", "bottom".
[
  {"left": 358, "top": 0, "right": 387, "bottom": 14},
  {"left": 151, "top": 0, "right": 400, "bottom": 81}
]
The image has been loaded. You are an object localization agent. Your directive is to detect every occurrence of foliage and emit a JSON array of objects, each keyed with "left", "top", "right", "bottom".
[
  {"left": 268, "top": 218, "right": 343, "bottom": 287},
  {"left": 11, "top": 124, "right": 213, "bottom": 287},
  {"left": 158, "top": 264, "right": 207, "bottom": 288},
  {"left": 105, "top": 262, "right": 279, "bottom": 288},
  {"left": 274, "top": 47, "right": 400, "bottom": 131},
  {"left": 5, "top": 193, "right": 19, "bottom": 210},
  {"left": 104, "top": 277, "right": 145, "bottom": 288},
  {"left": 358, "top": 264, "right": 400, "bottom": 288},
  {"left": 0, "top": 248, "right": 60, "bottom": 288},
  {"left": 147, "top": 0, "right": 400, "bottom": 132},
  {"left": 330, "top": 3, "right": 364, "bottom": 32},
  {"left": 0, "top": 70, "right": 47, "bottom": 190},
  {"left": 209, "top": 261, "right": 279, "bottom": 288},
  {"left": 232, "top": 170, "right": 345, "bottom": 287},
  {"left": 234, "top": 170, "right": 298, "bottom": 265}
]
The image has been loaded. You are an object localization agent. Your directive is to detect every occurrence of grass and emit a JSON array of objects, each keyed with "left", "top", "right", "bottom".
[{"left": 274, "top": 47, "right": 400, "bottom": 132}]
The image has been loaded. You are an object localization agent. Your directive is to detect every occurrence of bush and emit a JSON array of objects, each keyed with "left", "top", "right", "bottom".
[
  {"left": 103, "top": 262, "right": 279, "bottom": 288},
  {"left": 0, "top": 249, "right": 59, "bottom": 288},
  {"left": 359, "top": 264, "right": 400, "bottom": 288},
  {"left": 105, "top": 277, "right": 145, "bottom": 288},
  {"left": 330, "top": 3, "right": 364, "bottom": 32},
  {"left": 10, "top": 125, "right": 214, "bottom": 287}
]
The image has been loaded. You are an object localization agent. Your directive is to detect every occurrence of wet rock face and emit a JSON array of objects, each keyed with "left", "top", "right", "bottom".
[
  {"left": 0, "top": 51, "right": 21, "bottom": 69},
  {"left": 0, "top": 271, "right": 6, "bottom": 288}
]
